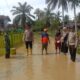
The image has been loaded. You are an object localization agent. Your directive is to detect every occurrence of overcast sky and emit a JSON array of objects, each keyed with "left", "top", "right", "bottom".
[{"left": 0, "top": 0, "right": 80, "bottom": 23}]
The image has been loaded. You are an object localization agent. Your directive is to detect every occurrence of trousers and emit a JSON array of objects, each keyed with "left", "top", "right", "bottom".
[
  {"left": 69, "top": 45, "right": 76, "bottom": 62},
  {"left": 5, "top": 48, "right": 10, "bottom": 58}
]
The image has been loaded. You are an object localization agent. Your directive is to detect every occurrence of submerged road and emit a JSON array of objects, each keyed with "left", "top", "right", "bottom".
[{"left": 0, "top": 38, "right": 80, "bottom": 80}]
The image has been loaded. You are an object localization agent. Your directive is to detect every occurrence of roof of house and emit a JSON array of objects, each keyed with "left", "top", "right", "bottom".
[{"left": 0, "top": 15, "right": 11, "bottom": 21}]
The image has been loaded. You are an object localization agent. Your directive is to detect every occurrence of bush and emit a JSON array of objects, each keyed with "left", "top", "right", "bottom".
[
  {"left": 0, "top": 48, "right": 16, "bottom": 56},
  {"left": 0, "top": 32, "right": 23, "bottom": 55}
]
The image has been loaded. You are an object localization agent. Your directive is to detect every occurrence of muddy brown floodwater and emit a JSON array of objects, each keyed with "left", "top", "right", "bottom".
[{"left": 0, "top": 38, "right": 80, "bottom": 80}]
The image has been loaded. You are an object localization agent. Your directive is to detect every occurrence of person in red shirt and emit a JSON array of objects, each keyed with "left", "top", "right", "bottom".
[
  {"left": 41, "top": 28, "right": 50, "bottom": 55},
  {"left": 55, "top": 29, "right": 61, "bottom": 54}
]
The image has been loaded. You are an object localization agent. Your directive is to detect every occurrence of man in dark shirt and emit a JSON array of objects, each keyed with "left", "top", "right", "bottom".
[{"left": 5, "top": 32, "right": 10, "bottom": 58}]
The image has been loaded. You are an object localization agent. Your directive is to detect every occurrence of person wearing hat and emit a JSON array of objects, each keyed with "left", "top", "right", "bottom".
[
  {"left": 23, "top": 22, "right": 34, "bottom": 55},
  {"left": 41, "top": 28, "right": 50, "bottom": 55},
  {"left": 68, "top": 27, "right": 78, "bottom": 62}
]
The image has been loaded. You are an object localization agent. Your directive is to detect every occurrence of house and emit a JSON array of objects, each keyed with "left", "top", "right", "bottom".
[
  {"left": 59, "top": 21, "right": 80, "bottom": 30},
  {"left": 0, "top": 15, "right": 11, "bottom": 31},
  {"left": 7, "top": 24, "right": 16, "bottom": 30}
]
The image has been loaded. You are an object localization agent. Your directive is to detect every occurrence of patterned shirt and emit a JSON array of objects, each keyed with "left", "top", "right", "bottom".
[{"left": 41, "top": 32, "right": 49, "bottom": 44}]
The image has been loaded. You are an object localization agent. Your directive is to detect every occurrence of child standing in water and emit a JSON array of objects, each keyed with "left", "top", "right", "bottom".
[
  {"left": 41, "top": 28, "right": 50, "bottom": 55},
  {"left": 55, "top": 29, "right": 61, "bottom": 54}
]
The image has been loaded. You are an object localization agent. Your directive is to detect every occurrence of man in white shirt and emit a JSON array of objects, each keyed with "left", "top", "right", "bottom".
[
  {"left": 68, "top": 27, "right": 78, "bottom": 62},
  {"left": 23, "top": 23, "right": 34, "bottom": 55}
]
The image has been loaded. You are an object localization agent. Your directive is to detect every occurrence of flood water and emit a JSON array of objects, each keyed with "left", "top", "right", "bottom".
[{"left": 0, "top": 41, "right": 80, "bottom": 80}]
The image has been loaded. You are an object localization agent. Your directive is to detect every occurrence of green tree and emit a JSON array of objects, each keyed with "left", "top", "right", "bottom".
[
  {"left": 51, "top": 19, "right": 60, "bottom": 30},
  {"left": 68, "top": 0, "right": 80, "bottom": 32},
  {"left": 44, "top": 7, "right": 55, "bottom": 27},
  {"left": 34, "top": 8, "right": 45, "bottom": 20},
  {"left": 64, "top": 15, "right": 70, "bottom": 25},
  {"left": 77, "top": 13, "right": 80, "bottom": 23},
  {"left": 54, "top": 11, "right": 61, "bottom": 23},
  {"left": 11, "top": 2, "right": 34, "bottom": 28},
  {"left": 46, "top": 0, "right": 68, "bottom": 27},
  {"left": 34, "top": 20, "right": 45, "bottom": 30},
  {"left": 34, "top": 7, "right": 55, "bottom": 28}
]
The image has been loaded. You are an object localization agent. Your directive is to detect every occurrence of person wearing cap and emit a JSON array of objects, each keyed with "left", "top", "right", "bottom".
[
  {"left": 68, "top": 27, "right": 78, "bottom": 62},
  {"left": 61, "top": 27, "right": 68, "bottom": 55},
  {"left": 23, "top": 23, "right": 34, "bottom": 55},
  {"left": 41, "top": 28, "right": 50, "bottom": 55}
]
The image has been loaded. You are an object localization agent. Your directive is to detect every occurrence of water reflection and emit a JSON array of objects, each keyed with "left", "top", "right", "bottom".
[
  {"left": 25, "top": 57, "right": 34, "bottom": 80},
  {"left": 0, "top": 53, "right": 79, "bottom": 80},
  {"left": 4, "top": 60, "right": 12, "bottom": 80}
]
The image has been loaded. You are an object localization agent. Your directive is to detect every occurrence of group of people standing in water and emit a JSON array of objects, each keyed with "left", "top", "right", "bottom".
[
  {"left": 23, "top": 22, "right": 78, "bottom": 62},
  {"left": 4, "top": 21, "right": 78, "bottom": 62},
  {"left": 55, "top": 27, "right": 78, "bottom": 62}
]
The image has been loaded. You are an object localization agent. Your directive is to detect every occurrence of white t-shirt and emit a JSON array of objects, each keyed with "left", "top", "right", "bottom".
[
  {"left": 68, "top": 32, "right": 77, "bottom": 47},
  {"left": 23, "top": 30, "right": 33, "bottom": 41}
]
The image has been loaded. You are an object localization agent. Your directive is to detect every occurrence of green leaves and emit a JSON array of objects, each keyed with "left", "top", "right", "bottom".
[
  {"left": 46, "top": 0, "right": 58, "bottom": 10},
  {"left": 46, "top": 0, "right": 68, "bottom": 11},
  {"left": 68, "top": 0, "right": 80, "bottom": 9},
  {"left": 11, "top": 2, "right": 34, "bottom": 28}
]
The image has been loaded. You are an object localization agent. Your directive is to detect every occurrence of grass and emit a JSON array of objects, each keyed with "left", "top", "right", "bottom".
[
  {"left": 0, "top": 32, "right": 40, "bottom": 56},
  {"left": 0, "top": 48, "right": 16, "bottom": 56},
  {"left": 0, "top": 36, "right": 5, "bottom": 48},
  {"left": 34, "top": 32, "right": 40, "bottom": 42},
  {"left": 9, "top": 33, "right": 23, "bottom": 47},
  {"left": 76, "top": 30, "right": 80, "bottom": 54},
  {"left": 0, "top": 33, "right": 23, "bottom": 48},
  {"left": 77, "top": 45, "right": 80, "bottom": 54},
  {"left": 48, "top": 29, "right": 55, "bottom": 37},
  {"left": 0, "top": 32, "right": 23, "bottom": 56},
  {"left": 0, "top": 30, "right": 80, "bottom": 55}
]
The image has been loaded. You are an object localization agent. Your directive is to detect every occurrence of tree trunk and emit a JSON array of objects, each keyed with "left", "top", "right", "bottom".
[
  {"left": 21, "top": 14, "right": 26, "bottom": 29},
  {"left": 74, "top": 4, "right": 77, "bottom": 33},
  {"left": 62, "top": 6, "right": 65, "bottom": 27}
]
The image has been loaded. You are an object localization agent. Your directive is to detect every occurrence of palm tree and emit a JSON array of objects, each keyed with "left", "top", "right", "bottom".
[
  {"left": 54, "top": 11, "right": 62, "bottom": 22},
  {"left": 77, "top": 12, "right": 80, "bottom": 23},
  {"left": 46, "top": 0, "right": 68, "bottom": 27},
  {"left": 11, "top": 2, "right": 34, "bottom": 28},
  {"left": 34, "top": 8, "right": 45, "bottom": 20},
  {"left": 68, "top": 0, "right": 80, "bottom": 32},
  {"left": 44, "top": 7, "right": 55, "bottom": 27},
  {"left": 64, "top": 15, "right": 70, "bottom": 25},
  {"left": 34, "top": 8, "right": 41, "bottom": 20}
]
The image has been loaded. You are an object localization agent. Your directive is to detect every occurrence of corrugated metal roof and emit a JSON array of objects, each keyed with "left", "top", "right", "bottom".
[{"left": 0, "top": 15, "right": 11, "bottom": 21}]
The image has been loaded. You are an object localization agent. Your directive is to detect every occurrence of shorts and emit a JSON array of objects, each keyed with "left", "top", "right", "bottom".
[
  {"left": 55, "top": 42, "right": 61, "bottom": 50},
  {"left": 42, "top": 43, "right": 48, "bottom": 50},
  {"left": 25, "top": 41, "right": 32, "bottom": 49}
]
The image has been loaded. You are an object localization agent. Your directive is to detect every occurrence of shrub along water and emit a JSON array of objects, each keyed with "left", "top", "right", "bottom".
[{"left": 0, "top": 32, "right": 23, "bottom": 55}]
